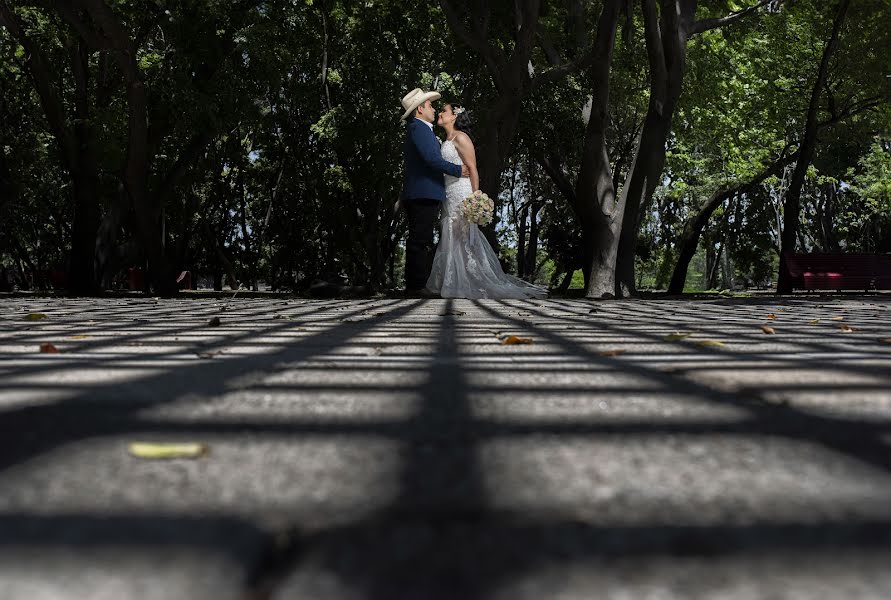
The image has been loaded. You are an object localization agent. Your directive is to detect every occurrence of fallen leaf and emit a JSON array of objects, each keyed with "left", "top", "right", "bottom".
[
  {"left": 207, "top": 316, "right": 221, "bottom": 327},
  {"left": 68, "top": 335, "right": 89, "bottom": 340},
  {"left": 761, "top": 325, "right": 776, "bottom": 334},
  {"left": 25, "top": 313, "right": 47, "bottom": 321},
  {"left": 766, "top": 313, "right": 777, "bottom": 319},
  {"left": 809, "top": 319, "right": 821, "bottom": 325},
  {"left": 128, "top": 442, "right": 208, "bottom": 459},
  {"left": 341, "top": 316, "right": 369, "bottom": 323},
  {"left": 696, "top": 340, "right": 725, "bottom": 347},
  {"left": 502, "top": 335, "right": 533, "bottom": 345},
  {"left": 599, "top": 349, "right": 626, "bottom": 357},
  {"left": 196, "top": 350, "right": 223, "bottom": 359},
  {"left": 39, "top": 343, "right": 59, "bottom": 353},
  {"left": 831, "top": 316, "right": 845, "bottom": 321},
  {"left": 663, "top": 332, "right": 692, "bottom": 342},
  {"left": 839, "top": 324, "right": 857, "bottom": 333}
]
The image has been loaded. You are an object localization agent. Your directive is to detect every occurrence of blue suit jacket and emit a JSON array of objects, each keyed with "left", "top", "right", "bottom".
[{"left": 402, "top": 118, "right": 462, "bottom": 202}]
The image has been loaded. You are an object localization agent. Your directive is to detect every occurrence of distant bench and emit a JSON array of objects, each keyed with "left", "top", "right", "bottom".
[{"left": 783, "top": 252, "right": 891, "bottom": 291}]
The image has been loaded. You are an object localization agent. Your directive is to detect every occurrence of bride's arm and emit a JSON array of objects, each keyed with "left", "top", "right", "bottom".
[{"left": 453, "top": 133, "right": 479, "bottom": 191}]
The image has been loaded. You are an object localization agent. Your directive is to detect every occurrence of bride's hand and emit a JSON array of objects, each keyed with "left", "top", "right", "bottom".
[{"left": 461, "top": 165, "right": 470, "bottom": 177}]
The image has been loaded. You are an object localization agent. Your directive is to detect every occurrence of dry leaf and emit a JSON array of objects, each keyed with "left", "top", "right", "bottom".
[
  {"left": 39, "top": 343, "right": 59, "bottom": 353},
  {"left": 207, "top": 316, "right": 221, "bottom": 327},
  {"left": 809, "top": 319, "right": 821, "bottom": 325},
  {"left": 696, "top": 340, "right": 725, "bottom": 347},
  {"left": 599, "top": 349, "right": 626, "bottom": 357},
  {"left": 663, "top": 332, "right": 692, "bottom": 342},
  {"left": 68, "top": 335, "right": 89, "bottom": 340},
  {"left": 196, "top": 350, "right": 224, "bottom": 359},
  {"left": 128, "top": 442, "right": 208, "bottom": 459},
  {"left": 766, "top": 313, "right": 777, "bottom": 319},
  {"left": 839, "top": 324, "right": 857, "bottom": 333},
  {"left": 502, "top": 335, "right": 533, "bottom": 345},
  {"left": 831, "top": 316, "right": 845, "bottom": 321},
  {"left": 761, "top": 325, "right": 776, "bottom": 334},
  {"left": 25, "top": 313, "right": 47, "bottom": 321}
]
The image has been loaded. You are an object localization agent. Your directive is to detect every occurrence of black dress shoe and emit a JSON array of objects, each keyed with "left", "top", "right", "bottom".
[{"left": 404, "top": 288, "right": 440, "bottom": 299}]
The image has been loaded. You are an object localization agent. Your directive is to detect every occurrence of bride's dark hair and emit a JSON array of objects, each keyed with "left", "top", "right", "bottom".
[{"left": 447, "top": 103, "right": 475, "bottom": 143}]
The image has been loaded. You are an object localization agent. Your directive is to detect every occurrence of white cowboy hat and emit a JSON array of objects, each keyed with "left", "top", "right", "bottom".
[{"left": 400, "top": 87, "right": 441, "bottom": 121}]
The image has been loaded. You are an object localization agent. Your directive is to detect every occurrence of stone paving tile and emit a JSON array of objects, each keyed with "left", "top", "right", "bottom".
[{"left": 0, "top": 296, "right": 890, "bottom": 599}]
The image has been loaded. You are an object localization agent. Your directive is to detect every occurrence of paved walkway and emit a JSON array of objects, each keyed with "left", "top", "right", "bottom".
[{"left": 1, "top": 296, "right": 890, "bottom": 599}]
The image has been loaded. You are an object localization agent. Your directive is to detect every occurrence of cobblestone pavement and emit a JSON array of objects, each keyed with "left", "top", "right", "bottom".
[{"left": 1, "top": 296, "right": 890, "bottom": 599}]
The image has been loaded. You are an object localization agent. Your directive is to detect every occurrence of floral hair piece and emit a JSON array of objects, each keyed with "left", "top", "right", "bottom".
[{"left": 453, "top": 106, "right": 466, "bottom": 115}]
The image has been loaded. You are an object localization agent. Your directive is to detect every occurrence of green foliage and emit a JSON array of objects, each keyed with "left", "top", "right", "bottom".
[{"left": 1, "top": 0, "right": 889, "bottom": 293}]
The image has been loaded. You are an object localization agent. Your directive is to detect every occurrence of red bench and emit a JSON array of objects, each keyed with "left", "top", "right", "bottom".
[{"left": 783, "top": 252, "right": 891, "bottom": 291}]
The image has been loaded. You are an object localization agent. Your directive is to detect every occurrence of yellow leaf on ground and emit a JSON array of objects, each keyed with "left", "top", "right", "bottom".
[
  {"left": 39, "top": 343, "right": 59, "bottom": 353},
  {"left": 696, "top": 340, "right": 725, "bottom": 347},
  {"left": 599, "top": 349, "right": 626, "bottom": 357},
  {"left": 25, "top": 313, "right": 47, "bottom": 321},
  {"left": 68, "top": 335, "right": 89, "bottom": 340},
  {"left": 761, "top": 326, "right": 776, "bottom": 334},
  {"left": 766, "top": 313, "right": 777, "bottom": 319},
  {"left": 663, "top": 332, "right": 692, "bottom": 342},
  {"left": 502, "top": 335, "right": 533, "bottom": 345},
  {"left": 832, "top": 316, "right": 845, "bottom": 321},
  {"left": 128, "top": 442, "right": 208, "bottom": 459},
  {"left": 809, "top": 319, "right": 821, "bottom": 325}
]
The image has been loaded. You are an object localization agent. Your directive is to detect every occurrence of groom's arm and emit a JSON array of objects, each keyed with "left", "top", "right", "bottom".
[{"left": 409, "top": 123, "right": 463, "bottom": 178}]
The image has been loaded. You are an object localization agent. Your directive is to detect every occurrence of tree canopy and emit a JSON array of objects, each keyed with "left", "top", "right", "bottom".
[{"left": 1, "top": 0, "right": 889, "bottom": 296}]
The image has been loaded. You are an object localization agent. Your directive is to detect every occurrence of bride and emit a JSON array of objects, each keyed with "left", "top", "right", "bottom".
[{"left": 425, "top": 103, "right": 547, "bottom": 299}]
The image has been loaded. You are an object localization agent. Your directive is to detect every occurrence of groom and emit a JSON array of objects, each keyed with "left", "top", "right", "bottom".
[{"left": 400, "top": 88, "right": 469, "bottom": 297}]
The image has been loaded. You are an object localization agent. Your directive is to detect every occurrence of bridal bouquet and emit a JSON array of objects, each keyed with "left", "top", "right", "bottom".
[{"left": 461, "top": 190, "right": 494, "bottom": 226}]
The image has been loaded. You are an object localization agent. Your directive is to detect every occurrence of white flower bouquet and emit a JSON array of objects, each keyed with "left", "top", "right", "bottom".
[{"left": 461, "top": 190, "right": 494, "bottom": 226}]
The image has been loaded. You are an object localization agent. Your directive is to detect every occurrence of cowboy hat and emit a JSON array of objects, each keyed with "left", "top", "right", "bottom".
[{"left": 400, "top": 88, "right": 441, "bottom": 121}]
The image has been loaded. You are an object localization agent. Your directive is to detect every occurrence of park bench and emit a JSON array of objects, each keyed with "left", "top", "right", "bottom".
[{"left": 783, "top": 252, "right": 891, "bottom": 291}]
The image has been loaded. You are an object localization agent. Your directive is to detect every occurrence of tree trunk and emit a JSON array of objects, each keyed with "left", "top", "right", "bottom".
[
  {"left": 557, "top": 269, "right": 574, "bottom": 292},
  {"left": 574, "top": 0, "right": 623, "bottom": 298},
  {"left": 438, "top": 0, "right": 542, "bottom": 255},
  {"left": 57, "top": 0, "right": 176, "bottom": 296},
  {"left": 777, "top": 0, "right": 851, "bottom": 293},
  {"left": 819, "top": 181, "right": 841, "bottom": 252},
  {"left": 69, "top": 39, "right": 100, "bottom": 294},
  {"left": 0, "top": 3, "right": 103, "bottom": 295},
  {"left": 517, "top": 203, "right": 529, "bottom": 278},
  {"left": 614, "top": 0, "right": 693, "bottom": 297},
  {"left": 525, "top": 202, "right": 541, "bottom": 280}
]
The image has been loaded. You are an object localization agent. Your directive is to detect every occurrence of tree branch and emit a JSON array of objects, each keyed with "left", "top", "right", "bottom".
[
  {"left": 0, "top": 1, "right": 78, "bottom": 170},
  {"left": 689, "top": 0, "right": 779, "bottom": 35},
  {"left": 439, "top": 0, "right": 505, "bottom": 80}
]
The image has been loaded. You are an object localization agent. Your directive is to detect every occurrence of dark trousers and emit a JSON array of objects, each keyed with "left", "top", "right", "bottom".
[{"left": 404, "top": 198, "right": 440, "bottom": 290}]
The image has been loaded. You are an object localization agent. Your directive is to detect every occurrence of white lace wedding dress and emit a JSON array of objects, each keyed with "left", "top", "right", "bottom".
[{"left": 425, "top": 138, "right": 548, "bottom": 299}]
